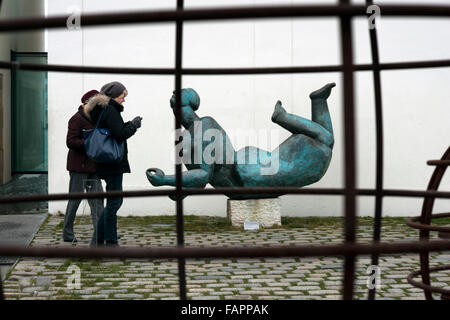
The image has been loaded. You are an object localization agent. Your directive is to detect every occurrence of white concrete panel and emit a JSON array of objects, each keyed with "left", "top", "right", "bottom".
[
  {"left": 47, "top": 0, "right": 83, "bottom": 214},
  {"left": 381, "top": 68, "right": 450, "bottom": 216},
  {"left": 183, "top": 20, "right": 254, "bottom": 68},
  {"left": 82, "top": 2, "right": 176, "bottom": 69},
  {"left": 292, "top": 18, "right": 340, "bottom": 67},
  {"left": 352, "top": 17, "right": 373, "bottom": 65},
  {"left": 355, "top": 71, "right": 376, "bottom": 191}
]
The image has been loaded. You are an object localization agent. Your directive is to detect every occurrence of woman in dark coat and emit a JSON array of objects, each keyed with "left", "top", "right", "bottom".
[
  {"left": 84, "top": 81, "right": 142, "bottom": 246},
  {"left": 63, "top": 90, "right": 104, "bottom": 244}
]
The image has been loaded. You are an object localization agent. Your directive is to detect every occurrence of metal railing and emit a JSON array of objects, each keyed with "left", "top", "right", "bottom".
[{"left": 0, "top": 1, "right": 449, "bottom": 300}]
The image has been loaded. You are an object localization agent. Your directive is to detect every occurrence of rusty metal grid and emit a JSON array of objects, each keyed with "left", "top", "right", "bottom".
[{"left": 0, "top": 1, "right": 449, "bottom": 300}]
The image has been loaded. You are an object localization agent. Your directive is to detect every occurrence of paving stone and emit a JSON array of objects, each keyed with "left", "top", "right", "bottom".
[
  {"left": 223, "top": 295, "right": 252, "bottom": 299},
  {"left": 272, "top": 291, "right": 296, "bottom": 296},
  {"left": 187, "top": 280, "right": 217, "bottom": 284},
  {"left": 390, "top": 284, "right": 415, "bottom": 289},
  {"left": 287, "top": 286, "right": 321, "bottom": 291},
  {"left": 62, "top": 289, "right": 94, "bottom": 295},
  {"left": 248, "top": 279, "right": 275, "bottom": 283},
  {"left": 238, "top": 291, "right": 271, "bottom": 295},
  {"left": 118, "top": 281, "right": 152, "bottom": 286},
  {"left": 97, "top": 289, "right": 128, "bottom": 295},
  {"left": 190, "top": 290, "right": 217, "bottom": 296},
  {"left": 37, "top": 291, "right": 56, "bottom": 297},
  {"left": 193, "top": 276, "right": 227, "bottom": 280},
  {"left": 286, "top": 295, "right": 323, "bottom": 300},
  {"left": 264, "top": 282, "right": 287, "bottom": 287},
  {"left": 149, "top": 293, "right": 177, "bottom": 297},
  {"left": 233, "top": 283, "right": 262, "bottom": 287},
  {"left": 258, "top": 295, "right": 283, "bottom": 299},
  {"left": 114, "top": 293, "right": 144, "bottom": 299},
  {"left": 81, "top": 295, "right": 108, "bottom": 299},
  {"left": 385, "top": 275, "right": 409, "bottom": 279},
  {"left": 22, "top": 287, "right": 45, "bottom": 293},
  {"left": 322, "top": 285, "right": 342, "bottom": 290},
  {"left": 35, "top": 276, "right": 53, "bottom": 286},
  {"left": 408, "top": 292, "right": 426, "bottom": 297},
  {"left": 206, "top": 283, "right": 230, "bottom": 288},
  {"left": 4, "top": 292, "right": 31, "bottom": 298},
  {"left": 191, "top": 295, "right": 220, "bottom": 300},
  {"left": 91, "top": 282, "right": 113, "bottom": 286},
  {"left": 309, "top": 290, "right": 340, "bottom": 295}
]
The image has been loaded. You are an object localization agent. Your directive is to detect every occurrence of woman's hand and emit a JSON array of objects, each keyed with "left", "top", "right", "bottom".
[{"left": 146, "top": 168, "right": 166, "bottom": 186}]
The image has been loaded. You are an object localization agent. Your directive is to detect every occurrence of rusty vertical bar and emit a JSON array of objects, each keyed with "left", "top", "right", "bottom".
[
  {"left": 175, "top": 0, "right": 187, "bottom": 300},
  {"left": 419, "top": 147, "right": 450, "bottom": 300},
  {"left": 0, "top": 276, "right": 3, "bottom": 300},
  {"left": 0, "top": 0, "right": 4, "bottom": 302},
  {"left": 340, "top": 0, "right": 357, "bottom": 300},
  {"left": 366, "top": 0, "right": 384, "bottom": 301}
]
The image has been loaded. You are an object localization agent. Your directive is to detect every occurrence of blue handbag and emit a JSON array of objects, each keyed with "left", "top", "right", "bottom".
[{"left": 83, "top": 107, "right": 124, "bottom": 163}]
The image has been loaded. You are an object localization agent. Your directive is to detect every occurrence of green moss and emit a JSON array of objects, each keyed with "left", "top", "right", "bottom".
[
  {"left": 82, "top": 279, "right": 98, "bottom": 287},
  {"left": 60, "top": 292, "right": 82, "bottom": 300},
  {"left": 152, "top": 287, "right": 160, "bottom": 293}
]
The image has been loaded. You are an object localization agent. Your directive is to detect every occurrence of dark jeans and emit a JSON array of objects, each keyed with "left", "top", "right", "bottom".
[
  {"left": 62, "top": 172, "right": 103, "bottom": 244},
  {"left": 95, "top": 173, "right": 123, "bottom": 245}
]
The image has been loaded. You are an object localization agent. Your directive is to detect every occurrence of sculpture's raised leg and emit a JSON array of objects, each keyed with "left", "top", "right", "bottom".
[
  {"left": 310, "top": 82, "right": 335, "bottom": 138},
  {"left": 271, "top": 83, "right": 335, "bottom": 148}
]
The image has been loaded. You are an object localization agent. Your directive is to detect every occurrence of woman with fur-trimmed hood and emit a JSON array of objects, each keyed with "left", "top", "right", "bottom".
[
  {"left": 63, "top": 90, "right": 104, "bottom": 244},
  {"left": 85, "top": 81, "right": 142, "bottom": 246}
]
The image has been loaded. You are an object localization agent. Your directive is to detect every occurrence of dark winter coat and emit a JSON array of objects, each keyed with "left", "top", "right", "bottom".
[
  {"left": 84, "top": 94, "right": 138, "bottom": 177},
  {"left": 66, "top": 106, "right": 96, "bottom": 173}
]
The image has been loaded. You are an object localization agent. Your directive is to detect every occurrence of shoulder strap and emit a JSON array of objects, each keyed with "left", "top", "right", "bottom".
[{"left": 95, "top": 107, "right": 106, "bottom": 129}]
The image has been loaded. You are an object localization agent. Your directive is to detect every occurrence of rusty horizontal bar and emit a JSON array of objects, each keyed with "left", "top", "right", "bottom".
[
  {"left": 0, "top": 188, "right": 450, "bottom": 204},
  {"left": 408, "top": 265, "right": 450, "bottom": 296},
  {"left": 427, "top": 160, "right": 450, "bottom": 166},
  {"left": 1, "top": 60, "right": 450, "bottom": 75},
  {"left": 406, "top": 213, "right": 450, "bottom": 233},
  {"left": 1, "top": 240, "right": 450, "bottom": 260},
  {"left": 439, "top": 231, "right": 450, "bottom": 239},
  {"left": 0, "top": 5, "right": 449, "bottom": 32}
]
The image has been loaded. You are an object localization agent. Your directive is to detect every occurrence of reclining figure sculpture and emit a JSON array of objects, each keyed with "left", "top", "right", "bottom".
[{"left": 146, "top": 83, "right": 335, "bottom": 200}]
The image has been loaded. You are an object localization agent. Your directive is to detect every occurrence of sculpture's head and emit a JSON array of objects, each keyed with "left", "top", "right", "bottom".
[{"left": 170, "top": 88, "right": 200, "bottom": 111}]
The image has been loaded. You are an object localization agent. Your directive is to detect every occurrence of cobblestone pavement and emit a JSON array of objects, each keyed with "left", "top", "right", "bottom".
[{"left": 3, "top": 214, "right": 450, "bottom": 300}]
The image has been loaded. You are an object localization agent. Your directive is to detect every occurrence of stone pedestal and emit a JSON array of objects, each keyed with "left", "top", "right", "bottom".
[{"left": 227, "top": 198, "right": 281, "bottom": 228}]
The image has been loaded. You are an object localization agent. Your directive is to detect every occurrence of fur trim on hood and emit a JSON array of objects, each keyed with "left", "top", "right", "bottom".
[{"left": 83, "top": 94, "right": 110, "bottom": 120}]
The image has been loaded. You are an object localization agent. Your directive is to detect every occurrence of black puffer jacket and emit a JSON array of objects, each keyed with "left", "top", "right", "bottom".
[{"left": 84, "top": 94, "right": 138, "bottom": 177}]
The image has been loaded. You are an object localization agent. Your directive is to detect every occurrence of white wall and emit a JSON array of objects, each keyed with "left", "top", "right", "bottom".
[{"left": 48, "top": 0, "right": 450, "bottom": 217}]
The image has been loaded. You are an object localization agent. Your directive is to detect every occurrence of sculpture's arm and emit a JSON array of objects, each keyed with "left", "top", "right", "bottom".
[{"left": 146, "top": 167, "right": 212, "bottom": 188}]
